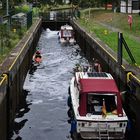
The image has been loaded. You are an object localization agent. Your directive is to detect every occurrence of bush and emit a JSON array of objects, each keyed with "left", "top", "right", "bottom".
[{"left": 15, "top": 4, "right": 31, "bottom": 13}]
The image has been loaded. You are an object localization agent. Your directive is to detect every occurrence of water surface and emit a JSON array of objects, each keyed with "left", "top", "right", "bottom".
[{"left": 11, "top": 29, "right": 88, "bottom": 140}]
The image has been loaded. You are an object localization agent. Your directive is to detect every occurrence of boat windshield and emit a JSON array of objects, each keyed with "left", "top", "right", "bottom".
[{"left": 87, "top": 94, "right": 117, "bottom": 115}]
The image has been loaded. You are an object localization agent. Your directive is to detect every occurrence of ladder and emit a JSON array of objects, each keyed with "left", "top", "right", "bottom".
[{"left": 98, "top": 122, "right": 109, "bottom": 140}]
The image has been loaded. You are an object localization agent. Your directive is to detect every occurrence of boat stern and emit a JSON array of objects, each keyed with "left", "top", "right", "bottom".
[{"left": 76, "top": 118, "right": 128, "bottom": 139}]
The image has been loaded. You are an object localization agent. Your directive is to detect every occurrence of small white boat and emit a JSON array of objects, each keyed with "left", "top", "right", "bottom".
[
  {"left": 68, "top": 71, "right": 128, "bottom": 139},
  {"left": 58, "top": 24, "right": 76, "bottom": 46}
]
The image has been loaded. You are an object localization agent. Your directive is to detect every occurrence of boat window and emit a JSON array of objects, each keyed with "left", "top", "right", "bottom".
[
  {"left": 87, "top": 94, "right": 117, "bottom": 115},
  {"left": 63, "top": 29, "right": 71, "bottom": 37}
]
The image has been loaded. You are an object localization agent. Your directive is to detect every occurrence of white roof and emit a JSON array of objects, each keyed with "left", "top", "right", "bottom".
[
  {"left": 61, "top": 24, "right": 73, "bottom": 30},
  {"left": 75, "top": 72, "right": 113, "bottom": 80}
]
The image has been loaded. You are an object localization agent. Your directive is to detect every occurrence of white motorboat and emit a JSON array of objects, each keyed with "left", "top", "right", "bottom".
[
  {"left": 68, "top": 71, "right": 128, "bottom": 139},
  {"left": 58, "top": 24, "right": 76, "bottom": 46}
]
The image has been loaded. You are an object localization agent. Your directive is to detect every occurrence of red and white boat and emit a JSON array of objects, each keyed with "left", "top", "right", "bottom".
[
  {"left": 58, "top": 24, "right": 76, "bottom": 46},
  {"left": 68, "top": 71, "right": 128, "bottom": 139},
  {"left": 32, "top": 50, "right": 42, "bottom": 65}
]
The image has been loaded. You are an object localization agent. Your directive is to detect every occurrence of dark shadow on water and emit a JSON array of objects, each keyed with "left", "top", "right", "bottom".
[
  {"left": 13, "top": 119, "right": 28, "bottom": 135},
  {"left": 15, "top": 136, "right": 22, "bottom": 140},
  {"left": 10, "top": 136, "right": 22, "bottom": 140},
  {"left": 29, "top": 63, "right": 37, "bottom": 75},
  {"left": 9, "top": 90, "right": 31, "bottom": 139}
]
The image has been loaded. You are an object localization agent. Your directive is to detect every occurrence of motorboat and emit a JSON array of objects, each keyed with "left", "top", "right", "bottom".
[
  {"left": 58, "top": 24, "right": 76, "bottom": 46},
  {"left": 68, "top": 71, "right": 128, "bottom": 139}
]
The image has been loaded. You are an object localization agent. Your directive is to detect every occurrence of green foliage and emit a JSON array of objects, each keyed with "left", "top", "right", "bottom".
[
  {"left": 0, "top": 24, "right": 12, "bottom": 62},
  {"left": 0, "top": 24, "right": 27, "bottom": 63},
  {"left": 78, "top": 9, "right": 140, "bottom": 65},
  {"left": 79, "top": 0, "right": 105, "bottom": 8},
  {"left": 0, "top": 25, "right": 11, "bottom": 52},
  {"left": 56, "top": 0, "right": 63, "bottom": 5},
  {"left": 15, "top": 4, "right": 31, "bottom": 13}
]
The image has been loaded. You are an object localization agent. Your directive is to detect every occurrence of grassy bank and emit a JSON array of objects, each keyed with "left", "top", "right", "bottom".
[{"left": 78, "top": 9, "right": 140, "bottom": 66}]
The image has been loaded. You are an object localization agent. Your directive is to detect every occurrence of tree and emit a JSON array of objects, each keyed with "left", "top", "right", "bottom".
[
  {"left": 79, "top": 0, "right": 91, "bottom": 8},
  {"left": 78, "top": 0, "right": 105, "bottom": 8},
  {"left": 69, "top": 0, "right": 79, "bottom": 5},
  {"left": 112, "top": 0, "right": 121, "bottom": 12},
  {"left": 56, "top": 0, "right": 63, "bottom": 5}
]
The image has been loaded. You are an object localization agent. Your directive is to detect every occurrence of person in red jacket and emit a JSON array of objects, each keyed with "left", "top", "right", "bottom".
[{"left": 33, "top": 50, "right": 42, "bottom": 63}]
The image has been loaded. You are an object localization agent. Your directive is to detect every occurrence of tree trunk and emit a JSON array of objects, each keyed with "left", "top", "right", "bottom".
[{"left": 105, "top": 0, "right": 107, "bottom": 10}]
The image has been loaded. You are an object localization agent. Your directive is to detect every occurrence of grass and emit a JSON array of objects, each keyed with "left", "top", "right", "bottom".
[{"left": 78, "top": 9, "right": 140, "bottom": 66}]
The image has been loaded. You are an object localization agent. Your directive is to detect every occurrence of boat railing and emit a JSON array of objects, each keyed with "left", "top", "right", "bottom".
[{"left": 73, "top": 64, "right": 95, "bottom": 73}]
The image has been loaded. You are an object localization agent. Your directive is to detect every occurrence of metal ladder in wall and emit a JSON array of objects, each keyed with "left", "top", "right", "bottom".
[{"left": 98, "top": 122, "right": 109, "bottom": 140}]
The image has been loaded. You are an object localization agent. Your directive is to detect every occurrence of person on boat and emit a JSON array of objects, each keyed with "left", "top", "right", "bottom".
[
  {"left": 87, "top": 65, "right": 94, "bottom": 72},
  {"left": 74, "top": 64, "right": 82, "bottom": 72},
  {"left": 94, "top": 59, "right": 102, "bottom": 72},
  {"left": 88, "top": 96, "right": 95, "bottom": 113},
  {"left": 102, "top": 98, "right": 107, "bottom": 118},
  {"left": 83, "top": 66, "right": 89, "bottom": 72},
  {"left": 33, "top": 50, "right": 42, "bottom": 63},
  {"left": 110, "top": 104, "right": 117, "bottom": 115},
  {"left": 35, "top": 50, "right": 41, "bottom": 57},
  {"left": 57, "top": 31, "right": 60, "bottom": 40}
]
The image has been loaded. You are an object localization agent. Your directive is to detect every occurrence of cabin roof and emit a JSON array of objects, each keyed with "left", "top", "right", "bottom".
[
  {"left": 80, "top": 79, "right": 119, "bottom": 94},
  {"left": 61, "top": 25, "right": 73, "bottom": 30}
]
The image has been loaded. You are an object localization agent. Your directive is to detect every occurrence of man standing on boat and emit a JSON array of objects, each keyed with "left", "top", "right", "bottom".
[{"left": 93, "top": 59, "right": 102, "bottom": 72}]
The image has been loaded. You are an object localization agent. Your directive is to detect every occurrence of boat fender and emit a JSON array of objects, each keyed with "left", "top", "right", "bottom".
[
  {"left": 68, "top": 86, "right": 71, "bottom": 95},
  {"left": 127, "top": 119, "right": 132, "bottom": 131},
  {"left": 67, "top": 96, "right": 72, "bottom": 108},
  {"left": 70, "top": 119, "right": 77, "bottom": 134},
  {"left": 67, "top": 108, "right": 74, "bottom": 118}
]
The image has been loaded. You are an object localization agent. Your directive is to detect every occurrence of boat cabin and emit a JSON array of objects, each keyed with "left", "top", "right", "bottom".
[
  {"left": 60, "top": 24, "right": 74, "bottom": 39},
  {"left": 75, "top": 72, "right": 123, "bottom": 117},
  {"left": 59, "top": 24, "right": 76, "bottom": 45}
]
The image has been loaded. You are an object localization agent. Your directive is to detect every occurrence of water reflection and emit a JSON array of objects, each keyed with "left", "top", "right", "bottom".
[{"left": 10, "top": 90, "right": 31, "bottom": 140}]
